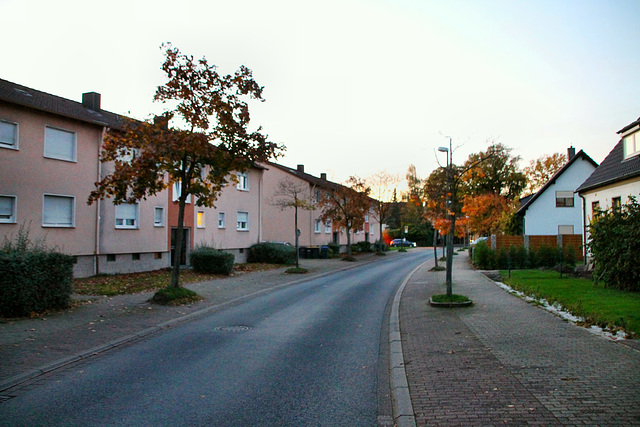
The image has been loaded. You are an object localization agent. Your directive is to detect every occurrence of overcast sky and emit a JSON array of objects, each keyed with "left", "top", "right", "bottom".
[{"left": 3, "top": 0, "right": 639, "bottom": 185}]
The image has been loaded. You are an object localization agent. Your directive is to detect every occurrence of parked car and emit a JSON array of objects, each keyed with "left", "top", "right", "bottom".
[
  {"left": 390, "top": 238, "right": 417, "bottom": 247},
  {"left": 469, "top": 237, "right": 488, "bottom": 246}
]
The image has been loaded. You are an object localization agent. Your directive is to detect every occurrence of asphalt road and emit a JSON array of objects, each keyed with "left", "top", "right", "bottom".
[{"left": 2, "top": 250, "right": 430, "bottom": 426}]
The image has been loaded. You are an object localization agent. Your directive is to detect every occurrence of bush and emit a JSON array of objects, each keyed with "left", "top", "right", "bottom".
[
  {"left": 248, "top": 242, "right": 296, "bottom": 265},
  {"left": 353, "top": 241, "right": 373, "bottom": 253},
  {"left": 587, "top": 197, "right": 640, "bottom": 291},
  {"left": 189, "top": 247, "right": 234, "bottom": 275},
  {"left": 537, "top": 245, "right": 560, "bottom": 268},
  {"left": 0, "top": 249, "right": 74, "bottom": 317},
  {"left": 151, "top": 286, "right": 200, "bottom": 305},
  {"left": 374, "top": 240, "right": 388, "bottom": 252},
  {"left": 472, "top": 240, "right": 495, "bottom": 269},
  {"left": 327, "top": 242, "right": 340, "bottom": 256},
  {"left": 496, "top": 247, "right": 509, "bottom": 269},
  {"left": 563, "top": 246, "right": 577, "bottom": 267}
]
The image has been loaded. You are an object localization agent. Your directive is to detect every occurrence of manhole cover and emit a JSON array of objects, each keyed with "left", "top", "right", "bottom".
[{"left": 214, "top": 325, "right": 251, "bottom": 332}]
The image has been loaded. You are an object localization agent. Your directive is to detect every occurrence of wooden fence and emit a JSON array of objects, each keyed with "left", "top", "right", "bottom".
[{"left": 487, "top": 234, "right": 584, "bottom": 262}]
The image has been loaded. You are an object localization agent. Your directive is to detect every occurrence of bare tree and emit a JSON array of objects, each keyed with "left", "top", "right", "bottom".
[
  {"left": 366, "top": 170, "right": 402, "bottom": 250},
  {"left": 271, "top": 177, "right": 315, "bottom": 268}
]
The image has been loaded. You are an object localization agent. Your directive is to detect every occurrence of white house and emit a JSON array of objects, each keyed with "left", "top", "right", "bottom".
[{"left": 517, "top": 147, "right": 598, "bottom": 236}]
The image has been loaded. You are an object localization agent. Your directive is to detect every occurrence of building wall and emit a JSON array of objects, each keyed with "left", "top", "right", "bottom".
[
  {"left": 0, "top": 103, "right": 101, "bottom": 277},
  {"left": 524, "top": 157, "right": 596, "bottom": 235}
]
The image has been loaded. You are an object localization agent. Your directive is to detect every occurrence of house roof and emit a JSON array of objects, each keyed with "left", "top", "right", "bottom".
[
  {"left": 0, "top": 78, "right": 125, "bottom": 129},
  {"left": 576, "top": 117, "right": 640, "bottom": 193},
  {"left": 266, "top": 162, "right": 342, "bottom": 191},
  {"left": 517, "top": 149, "right": 598, "bottom": 216}
]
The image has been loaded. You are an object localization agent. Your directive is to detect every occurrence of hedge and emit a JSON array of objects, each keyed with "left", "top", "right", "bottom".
[
  {"left": 247, "top": 242, "right": 296, "bottom": 265},
  {"left": 189, "top": 247, "right": 235, "bottom": 275},
  {"left": 472, "top": 240, "right": 576, "bottom": 271},
  {"left": 0, "top": 251, "right": 74, "bottom": 317}
]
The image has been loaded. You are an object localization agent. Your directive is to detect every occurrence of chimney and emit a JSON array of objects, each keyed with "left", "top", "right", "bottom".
[
  {"left": 321, "top": 173, "right": 327, "bottom": 180},
  {"left": 297, "top": 164, "right": 304, "bottom": 173},
  {"left": 567, "top": 146, "right": 576, "bottom": 161},
  {"left": 82, "top": 92, "right": 101, "bottom": 111}
]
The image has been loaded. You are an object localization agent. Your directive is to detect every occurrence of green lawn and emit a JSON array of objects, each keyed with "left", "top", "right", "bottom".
[{"left": 501, "top": 270, "right": 640, "bottom": 337}]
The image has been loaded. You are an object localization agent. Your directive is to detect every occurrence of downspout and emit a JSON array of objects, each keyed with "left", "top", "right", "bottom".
[
  {"left": 94, "top": 127, "right": 105, "bottom": 276},
  {"left": 258, "top": 169, "right": 263, "bottom": 243}
]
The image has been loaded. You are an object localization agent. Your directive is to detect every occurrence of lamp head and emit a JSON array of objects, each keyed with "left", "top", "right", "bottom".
[{"left": 438, "top": 146, "right": 449, "bottom": 153}]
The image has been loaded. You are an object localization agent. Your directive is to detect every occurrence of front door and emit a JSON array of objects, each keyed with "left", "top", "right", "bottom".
[{"left": 171, "top": 228, "right": 189, "bottom": 266}]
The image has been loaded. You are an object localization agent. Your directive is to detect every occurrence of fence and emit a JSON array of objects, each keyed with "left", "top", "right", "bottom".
[{"left": 487, "top": 234, "right": 584, "bottom": 262}]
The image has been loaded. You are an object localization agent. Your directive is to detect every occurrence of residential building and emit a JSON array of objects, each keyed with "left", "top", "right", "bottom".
[
  {"left": 0, "top": 78, "right": 169, "bottom": 277},
  {"left": 577, "top": 116, "right": 640, "bottom": 254},
  {"left": 517, "top": 147, "right": 598, "bottom": 236}
]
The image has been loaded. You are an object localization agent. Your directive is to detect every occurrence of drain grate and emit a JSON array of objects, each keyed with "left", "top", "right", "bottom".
[{"left": 214, "top": 325, "right": 251, "bottom": 332}]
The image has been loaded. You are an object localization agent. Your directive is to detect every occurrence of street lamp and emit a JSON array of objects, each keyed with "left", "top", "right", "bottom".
[{"left": 438, "top": 137, "right": 454, "bottom": 295}]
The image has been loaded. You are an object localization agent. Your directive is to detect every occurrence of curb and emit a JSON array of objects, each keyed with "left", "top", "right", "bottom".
[
  {"left": 389, "top": 261, "right": 425, "bottom": 427},
  {"left": 0, "top": 255, "right": 383, "bottom": 393}
]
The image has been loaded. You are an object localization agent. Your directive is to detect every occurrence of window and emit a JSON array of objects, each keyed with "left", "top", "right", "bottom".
[
  {"left": 623, "top": 131, "right": 640, "bottom": 159},
  {"left": 132, "top": 253, "right": 141, "bottom": 261},
  {"left": 43, "top": 195, "right": 75, "bottom": 227},
  {"left": 0, "top": 195, "right": 17, "bottom": 223},
  {"left": 197, "top": 211, "right": 205, "bottom": 228},
  {"left": 44, "top": 126, "right": 76, "bottom": 161},
  {"left": 558, "top": 225, "right": 574, "bottom": 235},
  {"left": 314, "top": 219, "right": 321, "bottom": 233},
  {"left": 107, "top": 254, "right": 116, "bottom": 262},
  {"left": 237, "top": 172, "right": 249, "bottom": 191},
  {"left": 314, "top": 189, "right": 321, "bottom": 203},
  {"left": 237, "top": 211, "right": 249, "bottom": 231},
  {"left": 218, "top": 212, "right": 226, "bottom": 228},
  {"left": 612, "top": 197, "right": 622, "bottom": 211},
  {"left": 115, "top": 203, "right": 138, "bottom": 229},
  {"left": 172, "top": 182, "right": 191, "bottom": 203},
  {"left": 154, "top": 207, "right": 164, "bottom": 227},
  {"left": 325, "top": 220, "right": 332, "bottom": 233},
  {"left": 555, "top": 191, "right": 574, "bottom": 207},
  {"left": 592, "top": 201, "right": 600, "bottom": 219},
  {"left": 154, "top": 252, "right": 163, "bottom": 260},
  {"left": 0, "top": 120, "right": 18, "bottom": 149},
  {"left": 365, "top": 215, "right": 369, "bottom": 222}
]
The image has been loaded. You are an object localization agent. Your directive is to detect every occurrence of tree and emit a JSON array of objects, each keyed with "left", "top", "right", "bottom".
[
  {"left": 319, "top": 176, "right": 371, "bottom": 256},
  {"left": 366, "top": 170, "right": 402, "bottom": 249},
  {"left": 523, "top": 152, "right": 566, "bottom": 194},
  {"left": 461, "top": 193, "right": 512, "bottom": 236},
  {"left": 88, "top": 43, "right": 283, "bottom": 288},
  {"left": 461, "top": 142, "right": 526, "bottom": 200},
  {"left": 271, "top": 177, "right": 315, "bottom": 268}
]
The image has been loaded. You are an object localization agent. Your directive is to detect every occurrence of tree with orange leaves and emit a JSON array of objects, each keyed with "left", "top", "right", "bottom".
[
  {"left": 523, "top": 152, "right": 566, "bottom": 194},
  {"left": 461, "top": 193, "right": 514, "bottom": 236}
]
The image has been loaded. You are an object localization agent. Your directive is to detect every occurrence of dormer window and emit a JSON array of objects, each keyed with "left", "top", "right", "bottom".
[{"left": 623, "top": 130, "right": 640, "bottom": 159}]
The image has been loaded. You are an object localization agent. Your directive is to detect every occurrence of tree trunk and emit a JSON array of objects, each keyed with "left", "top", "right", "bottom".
[
  {"left": 294, "top": 205, "right": 299, "bottom": 268},
  {"left": 433, "top": 228, "right": 439, "bottom": 268},
  {"left": 445, "top": 214, "right": 456, "bottom": 296},
  {"left": 170, "top": 196, "right": 187, "bottom": 288},
  {"left": 346, "top": 225, "right": 352, "bottom": 255}
]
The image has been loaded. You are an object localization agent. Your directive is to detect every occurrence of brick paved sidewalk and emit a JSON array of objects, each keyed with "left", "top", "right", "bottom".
[{"left": 400, "top": 250, "right": 640, "bottom": 426}]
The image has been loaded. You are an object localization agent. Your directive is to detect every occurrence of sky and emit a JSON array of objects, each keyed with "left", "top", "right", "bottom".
[{"left": 3, "top": 0, "right": 639, "bottom": 187}]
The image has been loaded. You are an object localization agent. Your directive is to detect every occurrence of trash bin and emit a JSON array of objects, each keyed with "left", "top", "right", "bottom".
[
  {"left": 299, "top": 247, "right": 306, "bottom": 259},
  {"left": 320, "top": 246, "right": 329, "bottom": 259}
]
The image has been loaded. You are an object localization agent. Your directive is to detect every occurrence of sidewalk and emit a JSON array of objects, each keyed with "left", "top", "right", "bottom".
[
  {"left": 400, "top": 250, "right": 640, "bottom": 426},
  {"left": 0, "top": 254, "right": 380, "bottom": 391}
]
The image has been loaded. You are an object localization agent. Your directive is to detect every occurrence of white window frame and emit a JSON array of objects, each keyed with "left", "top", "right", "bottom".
[
  {"left": 172, "top": 182, "right": 191, "bottom": 203},
  {"left": 0, "top": 195, "right": 17, "bottom": 223},
  {"left": 218, "top": 212, "right": 226, "bottom": 229},
  {"left": 623, "top": 130, "right": 640, "bottom": 159},
  {"left": 0, "top": 120, "right": 18, "bottom": 150},
  {"left": 314, "top": 219, "right": 321, "bottom": 233},
  {"left": 237, "top": 172, "right": 249, "bottom": 191},
  {"left": 325, "top": 220, "right": 332, "bottom": 234},
  {"left": 115, "top": 203, "right": 139, "bottom": 229},
  {"left": 555, "top": 191, "right": 574, "bottom": 208},
  {"left": 154, "top": 206, "right": 165, "bottom": 227},
  {"left": 44, "top": 126, "right": 77, "bottom": 162},
  {"left": 237, "top": 211, "right": 249, "bottom": 231},
  {"left": 197, "top": 211, "right": 205, "bottom": 228},
  {"left": 43, "top": 194, "right": 75, "bottom": 228}
]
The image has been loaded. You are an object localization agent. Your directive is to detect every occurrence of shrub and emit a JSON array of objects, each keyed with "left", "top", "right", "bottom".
[
  {"left": 511, "top": 245, "right": 528, "bottom": 269},
  {"left": 472, "top": 240, "right": 495, "bottom": 269},
  {"left": 537, "top": 245, "right": 560, "bottom": 268},
  {"left": 0, "top": 244, "right": 74, "bottom": 317},
  {"left": 327, "top": 242, "right": 340, "bottom": 256},
  {"left": 587, "top": 197, "right": 640, "bottom": 291},
  {"left": 151, "top": 286, "right": 200, "bottom": 305},
  {"left": 374, "top": 240, "right": 388, "bottom": 252},
  {"left": 189, "top": 247, "right": 234, "bottom": 275},
  {"left": 248, "top": 242, "right": 296, "bottom": 265},
  {"left": 496, "top": 247, "right": 509, "bottom": 269},
  {"left": 354, "top": 241, "right": 373, "bottom": 253},
  {"left": 563, "top": 246, "right": 577, "bottom": 267}
]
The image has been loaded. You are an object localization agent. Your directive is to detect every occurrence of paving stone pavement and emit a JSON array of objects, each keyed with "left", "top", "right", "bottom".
[{"left": 400, "top": 250, "right": 640, "bottom": 426}]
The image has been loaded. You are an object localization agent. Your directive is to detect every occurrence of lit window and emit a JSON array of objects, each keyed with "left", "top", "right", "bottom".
[
  {"left": 115, "top": 203, "right": 138, "bottom": 229},
  {"left": 555, "top": 191, "right": 574, "bottom": 208},
  {"left": 43, "top": 194, "right": 75, "bottom": 227},
  {"left": 44, "top": 126, "right": 76, "bottom": 162},
  {"left": 237, "top": 173, "right": 249, "bottom": 191},
  {"left": 0, "top": 120, "right": 18, "bottom": 149},
  {"left": 623, "top": 131, "right": 640, "bottom": 159},
  {"left": 237, "top": 211, "right": 249, "bottom": 231},
  {"left": 154, "top": 207, "right": 164, "bottom": 227},
  {"left": 197, "top": 211, "right": 205, "bottom": 228},
  {"left": 0, "top": 195, "right": 17, "bottom": 223},
  {"left": 314, "top": 219, "right": 321, "bottom": 233},
  {"left": 218, "top": 212, "right": 226, "bottom": 228}
]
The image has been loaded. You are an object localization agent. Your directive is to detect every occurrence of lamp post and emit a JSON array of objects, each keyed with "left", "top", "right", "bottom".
[{"left": 438, "top": 137, "right": 454, "bottom": 295}]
